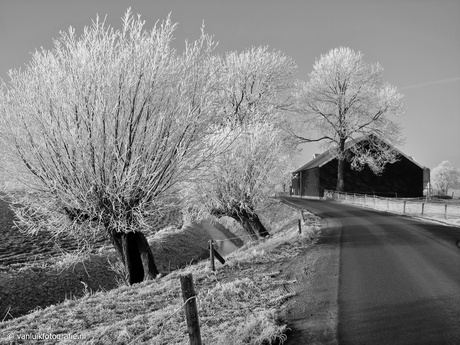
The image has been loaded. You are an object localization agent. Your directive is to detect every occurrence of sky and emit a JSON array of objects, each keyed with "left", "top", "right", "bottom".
[{"left": 0, "top": 0, "right": 459, "bottom": 171}]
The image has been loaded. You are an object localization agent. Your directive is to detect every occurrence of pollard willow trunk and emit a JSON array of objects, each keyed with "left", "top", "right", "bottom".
[
  {"left": 109, "top": 229, "right": 159, "bottom": 285},
  {"left": 232, "top": 210, "right": 270, "bottom": 240}
]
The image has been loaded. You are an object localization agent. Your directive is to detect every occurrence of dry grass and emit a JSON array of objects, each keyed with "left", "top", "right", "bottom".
[{"left": 0, "top": 202, "right": 317, "bottom": 344}]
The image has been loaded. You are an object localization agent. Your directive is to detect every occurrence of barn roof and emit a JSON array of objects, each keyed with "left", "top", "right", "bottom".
[{"left": 293, "top": 135, "right": 424, "bottom": 173}]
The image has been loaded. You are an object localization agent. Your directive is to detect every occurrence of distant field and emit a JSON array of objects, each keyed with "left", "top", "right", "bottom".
[{"left": 0, "top": 194, "right": 183, "bottom": 270}]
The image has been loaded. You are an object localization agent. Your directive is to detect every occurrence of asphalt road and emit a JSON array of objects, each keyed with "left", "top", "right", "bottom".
[{"left": 282, "top": 197, "right": 460, "bottom": 345}]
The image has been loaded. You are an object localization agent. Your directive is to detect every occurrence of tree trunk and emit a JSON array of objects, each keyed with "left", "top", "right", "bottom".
[
  {"left": 337, "top": 138, "right": 346, "bottom": 192},
  {"left": 109, "top": 229, "right": 159, "bottom": 285},
  {"left": 337, "top": 157, "right": 345, "bottom": 192},
  {"left": 232, "top": 209, "right": 270, "bottom": 240}
]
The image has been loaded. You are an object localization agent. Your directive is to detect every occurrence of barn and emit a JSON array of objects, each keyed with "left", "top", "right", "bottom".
[{"left": 291, "top": 135, "right": 430, "bottom": 198}]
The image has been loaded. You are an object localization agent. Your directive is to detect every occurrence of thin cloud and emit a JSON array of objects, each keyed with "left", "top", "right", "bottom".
[{"left": 400, "top": 77, "right": 460, "bottom": 90}]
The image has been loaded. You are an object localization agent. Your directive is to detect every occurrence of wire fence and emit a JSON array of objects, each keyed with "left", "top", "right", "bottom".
[{"left": 324, "top": 190, "right": 460, "bottom": 223}]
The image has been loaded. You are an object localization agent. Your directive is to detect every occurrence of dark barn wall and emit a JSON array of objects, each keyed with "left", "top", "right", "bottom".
[
  {"left": 301, "top": 168, "right": 320, "bottom": 197},
  {"left": 291, "top": 168, "right": 320, "bottom": 196},
  {"left": 319, "top": 156, "right": 424, "bottom": 197}
]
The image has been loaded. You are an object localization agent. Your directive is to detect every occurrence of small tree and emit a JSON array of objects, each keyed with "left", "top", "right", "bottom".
[
  {"left": 181, "top": 47, "right": 297, "bottom": 239},
  {"left": 293, "top": 47, "right": 405, "bottom": 191},
  {"left": 431, "top": 161, "right": 460, "bottom": 196},
  {"left": 183, "top": 123, "right": 293, "bottom": 240},
  {"left": 0, "top": 11, "right": 223, "bottom": 284}
]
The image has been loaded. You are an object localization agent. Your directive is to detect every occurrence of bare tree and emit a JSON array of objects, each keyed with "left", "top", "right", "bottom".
[
  {"left": 0, "top": 10, "right": 224, "bottom": 284},
  {"left": 431, "top": 161, "right": 460, "bottom": 196},
  {"left": 293, "top": 47, "right": 405, "bottom": 191},
  {"left": 181, "top": 47, "right": 297, "bottom": 239}
]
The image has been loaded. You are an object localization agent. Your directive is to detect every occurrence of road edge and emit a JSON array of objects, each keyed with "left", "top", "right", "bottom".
[{"left": 282, "top": 216, "right": 342, "bottom": 344}]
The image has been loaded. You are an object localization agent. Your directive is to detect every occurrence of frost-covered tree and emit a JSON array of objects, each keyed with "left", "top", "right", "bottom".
[
  {"left": 293, "top": 47, "right": 405, "bottom": 191},
  {"left": 431, "top": 161, "right": 460, "bottom": 196},
  {"left": 218, "top": 46, "right": 297, "bottom": 126},
  {"left": 181, "top": 47, "right": 297, "bottom": 239},
  {"left": 0, "top": 10, "right": 224, "bottom": 284},
  {"left": 183, "top": 123, "right": 293, "bottom": 240}
]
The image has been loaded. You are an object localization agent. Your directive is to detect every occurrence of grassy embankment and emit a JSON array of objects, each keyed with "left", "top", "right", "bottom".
[{"left": 0, "top": 201, "right": 319, "bottom": 344}]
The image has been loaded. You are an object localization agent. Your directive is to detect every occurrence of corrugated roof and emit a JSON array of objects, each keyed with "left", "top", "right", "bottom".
[{"left": 293, "top": 135, "right": 424, "bottom": 173}]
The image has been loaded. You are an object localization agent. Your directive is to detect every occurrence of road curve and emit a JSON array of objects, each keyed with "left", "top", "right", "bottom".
[{"left": 282, "top": 197, "right": 460, "bottom": 345}]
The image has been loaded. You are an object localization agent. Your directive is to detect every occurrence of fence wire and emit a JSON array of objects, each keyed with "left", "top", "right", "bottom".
[{"left": 324, "top": 190, "right": 460, "bottom": 221}]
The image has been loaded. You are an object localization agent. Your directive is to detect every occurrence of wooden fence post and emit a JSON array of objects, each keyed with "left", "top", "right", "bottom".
[
  {"left": 213, "top": 247, "right": 225, "bottom": 265},
  {"left": 421, "top": 203, "right": 425, "bottom": 215},
  {"left": 403, "top": 200, "right": 406, "bottom": 214},
  {"left": 180, "top": 274, "right": 202, "bottom": 345},
  {"left": 445, "top": 204, "right": 447, "bottom": 219},
  {"left": 209, "top": 240, "right": 215, "bottom": 272},
  {"left": 298, "top": 219, "right": 302, "bottom": 234},
  {"left": 209, "top": 240, "right": 225, "bottom": 272}
]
